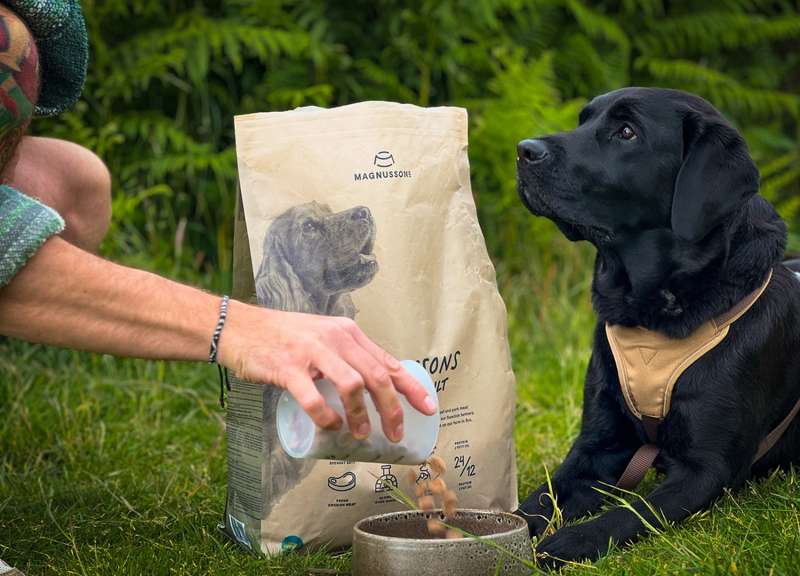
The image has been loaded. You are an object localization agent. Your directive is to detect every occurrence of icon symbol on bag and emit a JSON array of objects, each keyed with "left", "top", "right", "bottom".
[
  {"left": 374, "top": 150, "right": 395, "bottom": 168},
  {"left": 328, "top": 471, "right": 357, "bottom": 492},
  {"left": 374, "top": 464, "right": 399, "bottom": 493},
  {"left": 416, "top": 463, "right": 431, "bottom": 483}
]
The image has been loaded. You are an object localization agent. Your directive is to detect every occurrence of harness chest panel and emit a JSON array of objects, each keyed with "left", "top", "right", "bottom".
[{"left": 605, "top": 270, "right": 773, "bottom": 422}]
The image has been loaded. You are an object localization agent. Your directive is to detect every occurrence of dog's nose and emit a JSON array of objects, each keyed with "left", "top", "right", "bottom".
[
  {"left": 352, "top": 207, "right": 370, "bottom": 221},
  {"left": 517, "top": 139, "right": 549, "bottom": 163}
]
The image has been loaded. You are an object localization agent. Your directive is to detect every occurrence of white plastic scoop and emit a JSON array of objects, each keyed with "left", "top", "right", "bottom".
[{"left": 276, "top": 360, "right": 440, "bottom": 464}]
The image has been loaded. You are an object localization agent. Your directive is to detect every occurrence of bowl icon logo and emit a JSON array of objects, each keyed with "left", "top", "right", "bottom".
[{"left": 374, "top": 150, "right": 395, "bottom": 168}]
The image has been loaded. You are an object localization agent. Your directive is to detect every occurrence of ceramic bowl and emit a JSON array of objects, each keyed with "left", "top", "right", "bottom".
[{"left": 352, "top": 509, "right": 533, "bottom": 576}]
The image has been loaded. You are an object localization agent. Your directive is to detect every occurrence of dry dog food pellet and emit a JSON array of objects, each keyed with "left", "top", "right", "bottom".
[
  {"left": 415, "top": 455, "right": 462, "bottom": 538},
  {"left": 428, "top": 478, "right": 446, "bottom": 494},
  {"left": 443, "top": 490, "right": 458, "bottom": 518},
  {"left": 428, "top": 455, "right": 446, "bottom": 477},
  {"left": 418, "top": 495, "right": 435, "bottom": 512},
  {"left": 427, "top": 518, "right": 447, "bottom": 536}
]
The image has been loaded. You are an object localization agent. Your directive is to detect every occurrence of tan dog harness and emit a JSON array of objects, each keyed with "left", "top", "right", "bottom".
[
  {"left": 607, "top": 269, "right": 773, "bottom": 424},
  {"left": 606, "top": 269, "right": 800, "bottom": 489}
]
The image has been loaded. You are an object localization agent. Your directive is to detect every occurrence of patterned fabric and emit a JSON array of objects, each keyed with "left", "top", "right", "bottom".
[
  {"left": 0, "top": 184, "right": 64, "bottom": 287},
  {"left": 0, "top": 4, "right": 38, "bottom": 134},
  {"left": 4, "top": 0, "right": 87, "bottom": 116}
]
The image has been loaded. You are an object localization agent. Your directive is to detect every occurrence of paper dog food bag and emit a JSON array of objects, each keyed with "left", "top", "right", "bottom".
[{"left": 223, "top": 102, "right": 517, "bottom": 553}]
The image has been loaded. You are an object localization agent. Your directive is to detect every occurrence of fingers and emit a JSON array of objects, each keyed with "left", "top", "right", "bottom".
[
  {"left": 347, "top": 323, "right": 437, "bottom": 416},
  {"left": 390, "top": 363, "right": 438, "bottom": 416},
  {"left": 337, "top": 332, "right": 405, "bottom": 443},
  {"left": 285, "top": 371, "right": 342, "bottom": 431},
  {"left": 311, "top": 344, "right": 372, "bottom": 440}
]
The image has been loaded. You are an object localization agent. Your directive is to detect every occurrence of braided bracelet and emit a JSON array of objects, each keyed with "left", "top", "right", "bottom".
[{"left": 208, "top": 294, "right": 230, "bottom": 364}]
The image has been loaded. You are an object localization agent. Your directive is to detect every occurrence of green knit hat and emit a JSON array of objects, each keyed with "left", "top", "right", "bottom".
[{"left": 5, "top": 0, "right": 88, "bottom": 117}]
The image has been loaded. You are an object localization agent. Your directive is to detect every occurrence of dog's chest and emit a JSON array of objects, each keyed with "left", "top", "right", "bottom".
[{"left": 605, "top": 270, "right": 772, "bottom": 422}]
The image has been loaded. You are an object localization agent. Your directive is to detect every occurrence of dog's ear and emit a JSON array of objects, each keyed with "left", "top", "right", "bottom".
[
  {"left": 255, "top": 221, "right": 313, "bottom": 313},
  {"left": 671, "top": 111, "right": 759, "bottom": 243}
]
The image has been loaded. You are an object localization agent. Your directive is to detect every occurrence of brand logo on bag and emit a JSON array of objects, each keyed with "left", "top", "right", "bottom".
[
  {"left": 374, "top": 150, "right": 395, "bottom": 167},
  {"left": 354, "top": 150, "right": 413, "bottom": 182}
]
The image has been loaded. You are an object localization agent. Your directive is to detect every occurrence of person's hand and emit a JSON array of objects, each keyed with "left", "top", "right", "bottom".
[{"left": 217, "top": 300, "right": 437, "bottom": 442}]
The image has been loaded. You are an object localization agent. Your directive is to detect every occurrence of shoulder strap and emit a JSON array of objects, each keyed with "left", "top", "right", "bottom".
[
  {"left": 713, "top": 269, "right": 773, "bottom": 330},
  {"left": 753, "top": 395, "right": 800, "bottom": 463}
]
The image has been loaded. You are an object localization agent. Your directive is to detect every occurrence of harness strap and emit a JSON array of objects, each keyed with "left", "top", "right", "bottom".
[
  {"left": 753, "top": 395, "right": 800, "bottom": 463},
  {"left": 616, "top": 443, "right": 660, "bottom": 490},
  {"left": 615, "top": 416, "right": 661, "bottom": 489},
  {"left": 641, "top": 415, "right": 660, "bottom": 443},
  {"left": 616, "top": 396, "right": 800, "bottom": 490}
]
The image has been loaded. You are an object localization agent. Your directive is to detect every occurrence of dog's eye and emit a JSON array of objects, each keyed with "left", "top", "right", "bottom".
[
  {"left": 302, "top": 221, "right": 317, "bottom": 233},
  {"left": 617, "top": 124, "right": 637, "bottom": 140}
]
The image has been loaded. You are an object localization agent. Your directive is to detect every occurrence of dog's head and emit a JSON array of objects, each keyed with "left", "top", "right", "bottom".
[
  {"left": 256, "top": 202, "right": 378, "bottom": 315},
  {"left": 516, "top": 87, "right": 760, "bottom": 246}
]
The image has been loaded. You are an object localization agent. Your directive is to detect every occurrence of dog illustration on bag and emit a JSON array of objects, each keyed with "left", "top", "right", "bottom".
[
  {"left": 255, "top": 202, "right": 379, "bottom": 316},
  {"left": 254, "top": 201, "right": 379, "bottom": 508}
]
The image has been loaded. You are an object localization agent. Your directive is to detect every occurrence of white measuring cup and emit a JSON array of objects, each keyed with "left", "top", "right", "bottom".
[{"left": 276, "top": 360, "right": 440, "bottom": 464}]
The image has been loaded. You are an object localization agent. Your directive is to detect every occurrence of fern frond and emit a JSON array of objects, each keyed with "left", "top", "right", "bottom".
[
  {"left": 639, "top": 13, "right": 800, "bottom": 56},
  {"left": 565, "top": 0, "right": 630, "bottom": 56},
  {"left": 123, "top": 149, "right": 237, "bottom": 183},
  {"left": 99, "top": 14, "right": 310, "bottom": 98},
  {"left": 760, "top": 152, "right": 799, "bottom": 180},
  {"left": 620, "top": 0, "right": 664, "bottom": 18},
  {"left": 636, "top": 58, "right": 800, "bottom": 119}
]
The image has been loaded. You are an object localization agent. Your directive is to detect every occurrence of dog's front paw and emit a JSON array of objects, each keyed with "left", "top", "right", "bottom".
[
  {"left": 535, "top": 524, "right": 607, "bottom": 570},
  {"left": 515, "top": 486, "right": 555, "bottom": 538}
]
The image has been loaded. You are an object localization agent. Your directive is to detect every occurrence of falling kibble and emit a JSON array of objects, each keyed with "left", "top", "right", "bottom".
[
  {"left": 406, "top": 468, "right": 417, "bottom": 486},
  {"left": 418, "top": 495, "right": 435, "bottom": 512},
  {"left": 443, "top": 490, "right": 458, "bottom": 518},
  {"left": 428, "top": 455, "right": 446, "bottom": 477},
  {"left": 428, "top": 478, "right": 446, "bottom": 495},
  {"left": 427, "top": 518, "right": 447, "bottom": 536},
  {"left": 415, "top": 455, "right": 462, "bottom": 538}
]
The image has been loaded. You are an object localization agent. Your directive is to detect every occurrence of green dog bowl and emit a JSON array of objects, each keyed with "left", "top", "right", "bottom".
[{"left": 352, "top": 509, "right": 533, "bottom": 576}]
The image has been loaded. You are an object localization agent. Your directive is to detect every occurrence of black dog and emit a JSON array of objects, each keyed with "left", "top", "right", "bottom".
[{"left": 515, "top": 87, "right": 800, "bottom": 567}]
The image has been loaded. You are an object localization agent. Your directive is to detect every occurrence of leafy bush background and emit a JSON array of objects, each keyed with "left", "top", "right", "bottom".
[{"left": 35, "top": 0, "right": 800, "bottom": 285}]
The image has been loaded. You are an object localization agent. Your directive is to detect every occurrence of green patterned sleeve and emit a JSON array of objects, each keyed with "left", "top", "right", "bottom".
[{"left": 0, "top": 184, "right": 64, "bottom": 287}]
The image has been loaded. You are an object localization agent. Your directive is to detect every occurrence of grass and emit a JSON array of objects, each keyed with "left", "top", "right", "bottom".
[{"left": 2, "top": 237, "right": 799, "bottom": 575}]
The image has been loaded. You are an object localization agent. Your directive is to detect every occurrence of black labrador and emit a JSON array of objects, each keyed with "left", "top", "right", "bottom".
[{"left": 515, "top": 87, "right": 800, "bottom": 567}]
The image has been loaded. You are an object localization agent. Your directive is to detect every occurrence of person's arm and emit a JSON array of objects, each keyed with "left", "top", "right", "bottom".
[{"left": 0, "top": 236, "right": 436, "bottom": 440}]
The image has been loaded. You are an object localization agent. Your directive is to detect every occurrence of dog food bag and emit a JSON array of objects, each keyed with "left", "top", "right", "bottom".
[{"left": 223, "top": 101, "right": 518, "bottom": 554}]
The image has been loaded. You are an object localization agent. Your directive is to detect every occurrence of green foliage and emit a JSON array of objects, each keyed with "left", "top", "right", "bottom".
[{"left": 31, "top": 0, "right": 800, "bottom": 283}]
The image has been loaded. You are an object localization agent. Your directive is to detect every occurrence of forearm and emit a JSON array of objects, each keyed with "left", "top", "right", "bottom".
[
  {"left": 0, "top": 236, "right": 224, "bottom": 361},
  {"left": 0, "top": 236, "right": 436, "bottom": 440}
]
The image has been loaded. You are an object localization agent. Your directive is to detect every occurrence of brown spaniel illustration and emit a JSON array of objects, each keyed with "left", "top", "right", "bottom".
[{"left": 255, "top": 202, "right": 378, "bottom": 318}]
